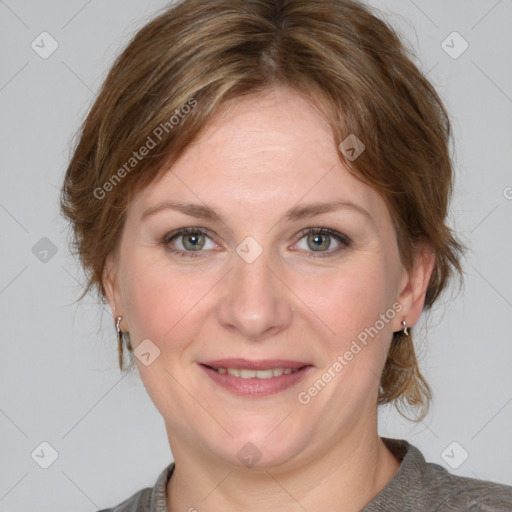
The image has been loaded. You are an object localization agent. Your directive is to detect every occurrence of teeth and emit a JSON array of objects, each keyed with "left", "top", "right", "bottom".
[{"left": 215, "top": 367, "right": 300, "bottom": 379}]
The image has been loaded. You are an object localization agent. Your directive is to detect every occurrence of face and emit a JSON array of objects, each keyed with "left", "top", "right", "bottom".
[{"left": 105, "top": 86, "right": 429, "bottom": 470}]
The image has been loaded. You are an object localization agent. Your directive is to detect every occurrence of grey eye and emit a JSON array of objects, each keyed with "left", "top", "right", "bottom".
[
  {"left": 306, "top": 232, "right": 332, "bottom": 251},
  {"left": 180, "top": 232, "right": 207, "bottom": 251}
]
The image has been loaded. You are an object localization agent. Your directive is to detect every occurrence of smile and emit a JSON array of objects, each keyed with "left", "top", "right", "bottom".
[
  {"left": 207, "top": 366, "right": 301, "bottom": 378},
  {"left": 199, "top": 360, "right": 313, "bottom": 397}
]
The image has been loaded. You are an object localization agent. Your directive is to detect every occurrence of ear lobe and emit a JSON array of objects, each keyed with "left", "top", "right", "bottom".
[{"left": 395, "top": 245, "right": 436, "bottom": 329}]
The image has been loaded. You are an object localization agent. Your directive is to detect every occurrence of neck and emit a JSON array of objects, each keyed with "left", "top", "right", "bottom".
[{"left": 166, "top": 425, "right": 401, "bottom": 512}]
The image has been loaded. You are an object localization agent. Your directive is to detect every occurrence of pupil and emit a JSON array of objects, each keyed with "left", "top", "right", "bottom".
[
  {"left": 309, "top": 233, "right": 329, "bottom": 251},
  {"left": 184, "top": 233, "right": 204, "bottom": 250}
]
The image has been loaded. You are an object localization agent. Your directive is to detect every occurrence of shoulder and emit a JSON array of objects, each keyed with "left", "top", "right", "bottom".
[
  {"left": 96, "top": 487, "right": 152, "bottom": 512},
  {"left": 370, "top": 438, "right": 512, "bottom": 512},
  {"left": 421, "top": 461, "right": 512, "bottom": 511},
  {"left": 96, "top": 462, "right": 174, "bottom": 512}
]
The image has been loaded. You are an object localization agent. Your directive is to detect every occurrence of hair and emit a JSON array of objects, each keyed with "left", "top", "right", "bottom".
[{"left": 60, "top": 0, "right": 464, "bottom": 421}]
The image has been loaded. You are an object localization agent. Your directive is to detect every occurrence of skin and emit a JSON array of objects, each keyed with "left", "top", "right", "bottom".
[{"left": 104, "top": 86, "right": 434, "bottom": 512}]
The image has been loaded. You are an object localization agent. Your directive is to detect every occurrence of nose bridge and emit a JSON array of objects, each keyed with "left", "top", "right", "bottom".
[
  {"left": 216, "top": 239, "right": 293, "bottom": 339},
  {"left": 234, "top": 245, "right": 274, "bottom": 298}
]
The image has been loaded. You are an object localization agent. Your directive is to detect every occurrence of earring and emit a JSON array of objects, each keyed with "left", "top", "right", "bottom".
[
  {"left": 115, "top": 316, "right": 133, "bottom": 350},
  {"left": 115, "top": 316, "right": 123, "bottom": 344},
  {"left": 401, "top": 320, "right": 409, "bottom": 336}
]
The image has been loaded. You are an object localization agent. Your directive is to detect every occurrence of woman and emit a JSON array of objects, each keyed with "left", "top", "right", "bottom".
[{"left": 60, "top": 0, "right": 512, "bottom": 510}]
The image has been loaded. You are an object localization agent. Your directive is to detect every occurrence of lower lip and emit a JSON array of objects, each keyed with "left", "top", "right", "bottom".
[{"left": 199, "top": 364, "right": 313, "bottom": 397}]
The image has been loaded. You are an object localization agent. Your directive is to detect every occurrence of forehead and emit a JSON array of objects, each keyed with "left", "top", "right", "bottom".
[{"left": 129, "top": 87, "right": 384, "bottom": 223}]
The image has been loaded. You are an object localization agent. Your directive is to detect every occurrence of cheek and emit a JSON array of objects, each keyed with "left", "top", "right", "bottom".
[
  {"left": 118, "top": 254, "right": 205, "bottom": 414},
  {"left": 121, "top": 272, "right": 168, "bottom": 342},
  {"left": 119, "top": 252, "right": 216, "bottom": 346},
  {"left": 310, "top": 257, "right": 398, "bottom": 356}
]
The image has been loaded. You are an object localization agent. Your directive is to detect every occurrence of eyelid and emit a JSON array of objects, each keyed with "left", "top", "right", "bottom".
[
  {"left": 295, "top": 227, "right": 351, "bottom": 245},
  {"left": 162, "top": 227, "right": 215, "bottom": 244}
]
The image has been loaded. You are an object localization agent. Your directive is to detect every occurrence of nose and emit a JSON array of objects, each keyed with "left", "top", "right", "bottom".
[{"left": 216, "top": 247, "right": 294, "bottom": 340}]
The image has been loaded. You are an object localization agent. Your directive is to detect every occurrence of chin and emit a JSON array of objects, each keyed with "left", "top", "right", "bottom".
[{"left": 209, "top": 423, "right": 310, "bottom": 471}]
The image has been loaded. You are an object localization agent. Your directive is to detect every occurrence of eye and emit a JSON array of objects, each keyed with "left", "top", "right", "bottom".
[
  {"left": 162, "top": 227, "right": 217, "bottom": 257},
  {"left": 161, "top": 226, "right": 351, "bottom": 259},
  {"left": 294, "top": 227, "right": 351, "bottom": 257}
]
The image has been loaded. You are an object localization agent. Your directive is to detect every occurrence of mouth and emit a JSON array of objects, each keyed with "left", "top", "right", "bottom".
[
  {"left": 199, "top": 358, "right": 313, "bottom": 397},
  {"left": 204, "top": 366, "right": 302, "bottom": 378}
]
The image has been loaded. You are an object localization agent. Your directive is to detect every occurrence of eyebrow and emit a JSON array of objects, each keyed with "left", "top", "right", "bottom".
[{"left": 140, "top": 199, "right": 372, "bottom": 223}]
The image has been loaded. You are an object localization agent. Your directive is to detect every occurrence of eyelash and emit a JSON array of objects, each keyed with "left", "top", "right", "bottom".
[{"left": 161, "top": 227, "right": 351, "bottom": 259}]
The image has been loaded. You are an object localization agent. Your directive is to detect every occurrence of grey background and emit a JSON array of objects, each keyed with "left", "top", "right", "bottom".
[{"left": 0, "top": 0, "right": 511, "bottom": 510}]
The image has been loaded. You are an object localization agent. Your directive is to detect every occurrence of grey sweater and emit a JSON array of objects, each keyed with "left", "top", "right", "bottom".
[{"left": 98, "top": 438, "right": 512, "bottom": 511}]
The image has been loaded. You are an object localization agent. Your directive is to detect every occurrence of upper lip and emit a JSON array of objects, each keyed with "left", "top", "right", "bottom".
[{"left": 200, "top": 358, "right": 311, "bottom": 370}]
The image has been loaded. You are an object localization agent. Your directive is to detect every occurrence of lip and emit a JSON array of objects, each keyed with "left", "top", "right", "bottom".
[
  {"left": 201, "top": 358, "right": 310, "bottom": 370},
  {"left": 199, "top": 359, "right": 313, "bottom": 397}
]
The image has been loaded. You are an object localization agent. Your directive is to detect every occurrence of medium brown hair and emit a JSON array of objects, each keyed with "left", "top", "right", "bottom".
[{"left": 60, "top": 0, "right": 463, "bottom": 421}]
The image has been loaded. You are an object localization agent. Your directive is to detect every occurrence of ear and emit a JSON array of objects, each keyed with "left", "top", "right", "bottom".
[
  {"left": 394, "top": 245, "right": 436, "bottom": 330},
  {"left": 103, "top": 252, "right": 124, "bottom": 321}
]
